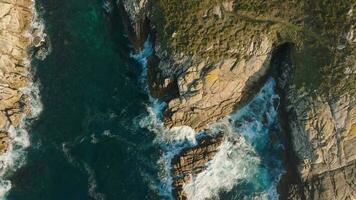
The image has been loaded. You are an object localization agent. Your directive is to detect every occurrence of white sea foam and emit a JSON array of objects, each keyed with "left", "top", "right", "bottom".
[
  {"left": 90, "top": 134, "right": 99, "bottom": 144},
  {"left": 102, "top": 0, "right": 114, "bottom": 13},
  {"left": 84, "top": 163, "right": 105, "bottom": 200},
  {"left": 0, "top": 82, "right": 43, "bottom": 200},
  {"left": 132, "top": 37, "right": 284, "bottom": 199},
  {"left": 130, "top": 39, "right": 153, "bottom": 91},
  {"left": 139, "top": 99, "right": 198, "bottom": 199},
  {"left": 27, "top": 4, "right": 52, "bottom": 60},
  {"left": 184, "top": 137, "right": 261, "bottom": 200},
  {"left": 102, "top": 129, "right": 113, "bottom": 137},
  {"left": 62, "top": 143, "right": 105, "bottom": 200},
  {"left": 183, "top": 79, "right": 283, "bottom": 200},
  {"left": 139, "top": 77, "right": 282, "bottom": 199},
  {"left": 0, "top": 180, "right": 11, "bottom": 199},
  {"left": 61, "top": 143, "right": 77, "bottom": 166},
  {"left": 0, "top": 1, "right": 45, "bottom": 199}
]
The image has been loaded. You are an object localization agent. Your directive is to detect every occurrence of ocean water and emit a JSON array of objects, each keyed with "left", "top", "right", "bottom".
[
  {"left": 4, "top": 0, "right": 284, "bottom": 200},
  {"left": 7, "top": 0, "right": 160, "bottom": 199}
]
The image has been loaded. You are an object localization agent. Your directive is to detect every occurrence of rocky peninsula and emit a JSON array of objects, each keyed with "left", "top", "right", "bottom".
[{"left": 120, "top": 0, "right": 355, "bottom": 199}]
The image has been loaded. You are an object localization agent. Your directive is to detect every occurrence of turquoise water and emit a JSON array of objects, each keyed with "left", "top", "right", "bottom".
[
  {"left": 8, "top": 0, "right": 160, "bottom": 199},
  {"left": 5, "top": 0, "right": 284, "bottom": 199}
]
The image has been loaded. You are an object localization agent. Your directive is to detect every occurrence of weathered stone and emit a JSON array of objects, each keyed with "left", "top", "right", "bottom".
[
  {"left": 0, "top": 111, "right": 8, "bottom": 130},
  {"left": 0, "top": 132, "right": 9, "bottom": 154},
  {"left": 164, "top": 36, "right": 272, "bottom": 131},
  {"left": 171, "top": 133, "right": 224, "bottom": 200},
  {"left": 120, "top": 1, "right": 356, "bottom": 199},
  {"left": 0, "top": 0, "right": 34, "bottom": 155}
]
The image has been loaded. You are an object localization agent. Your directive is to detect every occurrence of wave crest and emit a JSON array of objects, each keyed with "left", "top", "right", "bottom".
[
  {"left": 0, "top": 2, "right": 45, "bottom": 198},
  {"left": 132, "top": 39, "right": 284, "bottom": 200}
]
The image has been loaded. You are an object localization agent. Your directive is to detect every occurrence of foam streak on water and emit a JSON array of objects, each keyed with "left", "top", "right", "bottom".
[
  {"left": 130, "top": 39, "right": 153, "bottom": 92},
  {"left": 0, "top": 2, "right": 44, "bottom": 198}
]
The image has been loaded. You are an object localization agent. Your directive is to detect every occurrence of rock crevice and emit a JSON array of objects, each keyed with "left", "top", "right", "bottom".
[
  {"left": 0, "top": 0, "right": 37, "bottom": 154},
  {"left": 119, "top": 0, "right": 356, "bottom": 199}
]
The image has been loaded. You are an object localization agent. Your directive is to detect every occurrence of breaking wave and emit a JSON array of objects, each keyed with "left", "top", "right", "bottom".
[
  {"left": 131, "top": 39, "right": 199, "bottom": 199},
  {"left": 0, "top": 2, "right": 45, "bottom": 198},
  {"left": 0, "top": 80, "right": 43, "bottom": 200},
  {"left": 130, "top": 39, "right": 153, "bottom": 92},
  {"left": 132, "top": 39, "right": 284, "bottom": 200},
  {"left": 184, "top": 79, "right": 283, "bottom": 200}
]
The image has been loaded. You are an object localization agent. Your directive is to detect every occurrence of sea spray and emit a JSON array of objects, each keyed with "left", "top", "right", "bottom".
[
  {"left": 131, "top": 37, "right": 284, "bottom": 200},
  {"left": 102, "top": 0, "right": 114, "bottom": 14},
  {"left": 0, "top": 2, "right": 45, "bottom": 198},
  {"left": 28, "top": 5, "right": 52, "bottom": 61},
  {"left": 141, "top": 78, "right": 283, "bottom": 200},
  {"left": 131, "top": 39, "right": 201, "bottom": 199},
  {"left": 0, "top": 81, "right": 43, "bottom": 199},
  {"left": 184, "top": 79, "right": 284, "bottom": 200},
  {"left": 130, "top": 39, "right": 153, "bottom": 92},
  {"left": 139, "top": 95, "right": 199, "bottom": 199}
]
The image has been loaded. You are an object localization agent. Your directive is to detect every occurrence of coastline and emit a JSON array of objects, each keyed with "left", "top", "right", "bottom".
[
  {"left": 118, "top": 1, "right": 288, "bottom": 199},
  {"left": 0, "top": 0, "right": 44, "bottom": 197},
  {"left": 0, "top": 0, "right": 349, "bottom": 199},
  {"left": 109, "top": 1, "right": 356, "bottom": 199}
]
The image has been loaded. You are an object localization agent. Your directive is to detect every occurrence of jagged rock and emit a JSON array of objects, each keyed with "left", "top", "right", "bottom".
[
  {"left": 0, "top": 112, "right": 8, "bottom": 130},
  {"left": 120, "top": 1, "right": 356, "bottom": 199},
  {"left": 286, "top": 89, "right": 356, "bottom": 200},
  {"left": 0, "top": 131, "right": 9, "bottom": 154},
  {"left": 165, "top": 36, "right": 273, "bottom": 131},
  {"left": 0, "top": 0, "right": 35, "bottom": 155},
  {"left": 171, "top": 133, "right": 224, "bottom": 200}
]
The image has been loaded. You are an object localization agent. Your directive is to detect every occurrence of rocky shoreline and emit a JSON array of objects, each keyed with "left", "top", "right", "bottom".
[
  {"left": 171, "top": 133, "right": 224, "bottom": 199},
  {"left": 0, "top": 0, "right": 45, "bottom": 196},
  {"left": 0, "top": 0, "right": 33, "bottom": 152},
  {"left": 119, "top": 0, "right": 355, "bottom": 199}
]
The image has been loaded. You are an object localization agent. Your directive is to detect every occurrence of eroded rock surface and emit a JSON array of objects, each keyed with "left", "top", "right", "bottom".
[
  {"left": 0, "top": 0, "right": 36, "bottom": 155},
  {"left": 121, "top": 0, "right": 356, "bottom": 199},
  {"left": 285, "top": 81, "right": 356, "bottom": 200},
  {"left": 164, "top": 36, "right": 273, "bottom": 130},
  {"left": 171, "top": 133, "right": 224, "bottom": 200}
]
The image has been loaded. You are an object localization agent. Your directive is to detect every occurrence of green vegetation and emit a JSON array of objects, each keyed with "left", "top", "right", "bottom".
[{"left": 151, "top": 0, "right": 355, "bottom": 96}]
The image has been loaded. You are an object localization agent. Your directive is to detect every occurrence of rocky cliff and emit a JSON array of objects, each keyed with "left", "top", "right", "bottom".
[
  {"left": 0, "top": 0, "right": 43, "bottom": 156},
  {"left": 120, "top": 0, "right": 355, "bottom": 199}
]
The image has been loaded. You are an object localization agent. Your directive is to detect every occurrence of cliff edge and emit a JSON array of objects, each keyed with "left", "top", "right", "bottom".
[
  {"left": 120, "top": 0, "right": 355, "bottom": 199},
  {"left": 0, "top": 0, "right": 44, "bottom": 158}
]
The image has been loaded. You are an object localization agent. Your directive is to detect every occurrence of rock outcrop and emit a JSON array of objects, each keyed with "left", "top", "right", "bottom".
[
  {"left": 120, "top": 0, "right": 356, "bottom": 199},
  {"left": 280, "top": 5, "right": 356, "bottom": 199},
  {"left": 171, "top": 133, "right": 224, "bottom": 200},
  {"left": 164, "top": 36, "right": 273, "bottom": 131},
  {"left": 282, "top": 62, "right": 356, "bottom": 199},
  {"left": 0, "top": 0, "right": 39, "bottom": 154}
]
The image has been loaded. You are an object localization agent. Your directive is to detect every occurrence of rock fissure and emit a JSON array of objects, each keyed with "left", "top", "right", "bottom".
[{"left": 119, "top": 0, "right": 356, "bottom": 199}]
